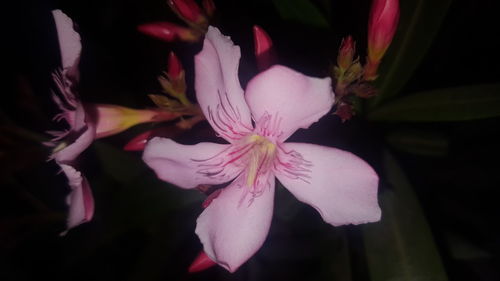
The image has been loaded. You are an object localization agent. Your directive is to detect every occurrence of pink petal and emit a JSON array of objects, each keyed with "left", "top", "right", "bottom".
[
  {"left": 142, "top": 137, "right": 243, "bottom": 189},
  {"left": 53, "top": 115, "right": 96, "bottom": 164},
  {"left": 195, "top": 175, "right": 275, "bottom": 272},
  {"left": 275, "top": 143, "right": 380, "bottom": 226},
  {"left": 59, "top": 164, "right": 94, "bottom": 231},
  {"left": 195, "top": 27, "right": 252, "bottom": 143},
  {"left": 52, "top": 10, "right": 81, "bottom": 70},
  {"left": 245, "top": 65, "right": 334, "bottom": 142}
]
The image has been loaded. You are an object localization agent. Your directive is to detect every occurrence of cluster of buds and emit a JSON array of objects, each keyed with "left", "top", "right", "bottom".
[
  {"left": 331, "top": 0, "right": 399, "bottom": 121},
  {"left": 124, "top": 51, "right": 204, "bottom": 151},
  {"left": 137, "top": 0, "right": 216, "bottom": 43}
]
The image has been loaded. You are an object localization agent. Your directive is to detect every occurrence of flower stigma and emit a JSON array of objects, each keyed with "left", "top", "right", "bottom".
[{"left": 244, "top": 134, "right": 276, "bottom": 189}]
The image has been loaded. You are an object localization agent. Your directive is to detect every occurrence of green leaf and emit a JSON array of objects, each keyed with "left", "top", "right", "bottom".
[
  {"left": 272, "top": 0, "right": 329, "bottom": 28},
  {"left": 368, "top": 84, "right": 500, "bottom": 121},
  {"left": 362, "top": 151, "right": 448, "bottom": 281},
  {"left": 94, "top": 141, "right": 146, "bottom": 184},
  {"left": 443, "top": 231, "right": 491, "bottom": 261},
  {"left": 93, "top": 141, "right": 204, "bottom": 226},
  {"left": 386, "top": 130, "right": 449, "bottom": 157},
  {"left": 370, "top": 0, "right": 452, "bottom": 106}
]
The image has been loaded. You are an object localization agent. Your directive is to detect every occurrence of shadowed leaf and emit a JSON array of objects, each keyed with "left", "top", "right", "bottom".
[
  {"left": 368, "top": 84, "right": 500, "bottom": 121},
  {"left": 386, "top": 130, "right": 449, "bottom": 157},
  {"left": 271, "top": 0, "right": 329, "bottom": 28},
  {"left": 362, "top": 151, "right": 448, "bottom": 281}
]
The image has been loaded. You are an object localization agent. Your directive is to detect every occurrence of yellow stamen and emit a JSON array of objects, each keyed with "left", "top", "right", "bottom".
[{"left": 245, "top": 135, "right": 276, "bottom": 187}]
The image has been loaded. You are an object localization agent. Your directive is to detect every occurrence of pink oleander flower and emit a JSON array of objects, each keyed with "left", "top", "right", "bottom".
[
  {"left": 365, "top": 0, "right": 400, "bottom": 80},
  {"left": 143, "top": 27, "right": 381, "bottom": 272},
  {"left": 48, "top": 10, "right": 95, "bottom": 232}
]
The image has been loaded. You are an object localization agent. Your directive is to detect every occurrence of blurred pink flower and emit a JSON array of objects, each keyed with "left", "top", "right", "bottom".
[
  {"left": 143, "top": 27, "right": 381, "bottom": 272},
  {"left": 48, "top": 10, "right": 95, "bottom": 232}
]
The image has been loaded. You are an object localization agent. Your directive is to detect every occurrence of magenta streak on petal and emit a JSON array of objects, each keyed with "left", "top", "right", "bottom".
[
  {"left": 252, "top": 111, "right": 284, "bottom": 142},
  {"left": 273, "top": 144, "right": 312, "bottom": 183},
  {"left": 190, "top": 145, "right": 242, "bottom": 181},
  {"left": 202, "top": 189, "right": 222, "bottom": 208},
  {"left": 52, "top": 70, "right": 79, "bottom": 109},
  {"left": 191, "top": 143, "right": 254, "bottom": 180},
  {"left": 206, "top": 90, "right": 252, "bottom": 141}
]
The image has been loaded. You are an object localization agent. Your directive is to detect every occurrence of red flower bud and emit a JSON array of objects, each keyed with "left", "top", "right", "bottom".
[
  {"left": 337, "top": 36, "right": 356, "bottom": 71},
  {"left": 202, "top": 0, "right": 216, "bottom": 18},
  {"left": 167, "top": 51, "right": 183, "bottom": 80},
  {"left": 368, "top": 0, "right": 399, "bottom": 61},
  {"left": 335, "top": 102, "right": 354, "bottom": 122},
  {"left": 123, "top": 124, "right": 186, "bottom": 151},
  {"left": 137, "top": 22, "right": 199, "bottom": 42},
  {"left": 168, "top": 0, "right": 205, "bottom": 24},
  {"left": 123, "top": 130, "right": 154, "bottom": 151},
  {"left": 188, "top": 251, "right": 216, "bottom": 273},
  {"left": 253, "top": 25, "right": 277, "bottom": 71}
]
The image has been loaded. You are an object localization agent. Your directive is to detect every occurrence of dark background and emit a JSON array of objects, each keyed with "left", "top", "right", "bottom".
[{"left": 3, "top": 0, "right": 500, "bottom": 280}]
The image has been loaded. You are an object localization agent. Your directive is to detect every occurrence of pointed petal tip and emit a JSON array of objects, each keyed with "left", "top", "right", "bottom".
[{"left": 188, "top": 251, "right": 217, "bottom": 273}]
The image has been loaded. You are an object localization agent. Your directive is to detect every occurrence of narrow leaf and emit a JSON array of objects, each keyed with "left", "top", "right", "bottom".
[
  {"left": 362, "top": 151, "right": 448, "bottom": 281},
  {"left": 271, "top": 0, "right": 329, "bottom": 28},
  {"left": 386, "top": 130, "right": 449, "bottom": 157},
  {"left": 368, "top": 84, "right": 500, "bottom": 121},
  {"left": 94, "top": 141, "right": 146, "bottom": 184}
]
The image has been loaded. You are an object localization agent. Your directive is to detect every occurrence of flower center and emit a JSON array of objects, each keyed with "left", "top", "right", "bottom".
[{"left": 243, "top": 134, "right": 276, "bottom": 189}]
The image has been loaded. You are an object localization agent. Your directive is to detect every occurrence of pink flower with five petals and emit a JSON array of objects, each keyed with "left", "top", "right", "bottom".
[{"left": 143, "top": 27, "right": 381, "bottom": 272}]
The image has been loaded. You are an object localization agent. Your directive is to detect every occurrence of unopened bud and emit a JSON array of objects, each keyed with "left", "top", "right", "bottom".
[
  {"left": 137, "top": 22, "right": 199, "bottom": 42},
  {"left": 123, "top": 130, "right": 154, "bottom": 151},
  {"left": 365, "top": 0, "right": 400, "bottom": 80},
  {"left": 334, "top": 102, "right": 354, "bottom": 122},
  {"left": 253, "top": 25, "right": 277, "bottom": 71},
  {"left": 337, "top": 36, "right": 355, "bottom": 71},
  {"left": 202, "top": 0, "right": 216, "bottom": 18},
  {"left": 167, "top": 51, "right": 184, "bottom": 80},
  {"left": 188, "top": 251, "right": 217, "bottom": 273},
  {"left": 168, "top": 0, "right": 206, "bottom": 25}
]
